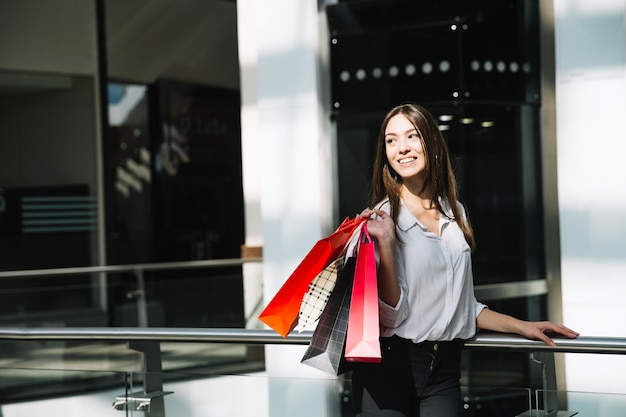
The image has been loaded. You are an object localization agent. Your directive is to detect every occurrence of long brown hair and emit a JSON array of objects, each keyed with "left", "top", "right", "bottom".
[{"left": 369, "top": 103, "right": 475, "bottom": 250}]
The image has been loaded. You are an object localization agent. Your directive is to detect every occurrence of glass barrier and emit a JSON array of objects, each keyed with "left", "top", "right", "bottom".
[
  {"left": 1, "top": 368, "right": 530, "bottom": 417},
  {"left": 536, "top": 389, "right": 626, "bottom": 417},
  {"left": 0, "top": 339, "right": 264, "bottom": 402},
  {"left": 1, "top": 331, "right": 625, "bottom": 416},
  {"left": 461, "top": 386, "right": 531, "bottom": 416},
  {"left": 0, "top": 368, "right": 127, "bottom": 417}
]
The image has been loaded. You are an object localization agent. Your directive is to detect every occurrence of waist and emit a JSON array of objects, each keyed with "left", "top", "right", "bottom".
[{"left": 382, "top": 335, "right": 463, "bottom": 354}]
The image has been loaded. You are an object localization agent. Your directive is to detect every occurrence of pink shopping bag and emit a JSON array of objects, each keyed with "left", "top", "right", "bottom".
[{"left": 345, "top": 223, "right": 382, "bottom": 362}]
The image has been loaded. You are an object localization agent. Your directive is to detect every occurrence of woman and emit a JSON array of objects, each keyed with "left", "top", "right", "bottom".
[{"left": 353, "top": 103, "right": 579, "bottom": 416}]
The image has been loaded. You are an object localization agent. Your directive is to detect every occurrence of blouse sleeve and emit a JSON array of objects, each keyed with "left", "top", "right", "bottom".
[
  {"left": 474, "top": 298, "right": 488, "bottom": 317},
  {"left": 378, "top": 284, "right": 409, "bottom": 328}
]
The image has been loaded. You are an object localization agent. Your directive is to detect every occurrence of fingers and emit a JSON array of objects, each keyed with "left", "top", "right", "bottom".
[
  {"left": 534, "top": 322, "right": 579, "bottom": 346},
  {"left": 538, "top": 332, "right": 557, "bottom": 347},
  {"left": 357, "top": 207, "right": 374, "bottom": 219},
  {"left": 545, "top": 323, "right": 580, "bottom": 339},
  {"left": 357, "top": 207, "right": 389, "bottom": 221},
  {"left": 372, "top": 208, "right": 387, "bottom": 218},
  {"left": 561, "top": 325, "right": 581, "bottom": 337}
]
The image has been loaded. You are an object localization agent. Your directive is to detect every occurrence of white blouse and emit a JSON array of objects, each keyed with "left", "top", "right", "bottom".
[{"left": 376, "top": 198, "right": 487, "bottom": 343}]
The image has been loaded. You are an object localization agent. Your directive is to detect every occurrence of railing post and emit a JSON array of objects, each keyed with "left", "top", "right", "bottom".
[
  {"left": 113, "top": 340, "right": 173, "bottom": 416},
  {"left": 529, "top": 351, "right": 576, "bottom": 417},
  {"left": 132, "top": 268, "right": 149, "bottom": 327}
]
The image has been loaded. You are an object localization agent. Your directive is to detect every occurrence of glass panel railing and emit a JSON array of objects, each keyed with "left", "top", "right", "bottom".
[
  {"left": 0, "top": 368, "right": 127, "bottom": 417},
  {"left": 138, "top": 371, "right": 346, "bottom": 417},
  {"left": 461, "top": 386, "right": 532, "bottom": 416},
  {"left": 116, "top": 372, "right": 534, "bottom": 417},
  {"left": 0, "top": 338, "right": 264, "bottom": 391},
  {"left": 0, "top": 329, "right": 625, "bottom": 417},
  {"left": 0, "top": 366, "right": 534, "bottom": 417},
  {"left": 536, "top": 389, "right": 626, "bottom": 417}
]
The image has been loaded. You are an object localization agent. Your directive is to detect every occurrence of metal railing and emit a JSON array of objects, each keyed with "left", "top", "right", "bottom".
[
  {"left": 0, "top": 260, "right": 618, "bottom": 416},
  {"left": 0, "top": 326, "right": 625, "bottom": 417},
  {"left": 0, "top": 326, "right": 624, "bottom": 354},
  {"left": 0, "top": 258, "right": 263, "bottom": 279}
]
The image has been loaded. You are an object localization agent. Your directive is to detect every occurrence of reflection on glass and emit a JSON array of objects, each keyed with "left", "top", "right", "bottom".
[
  {"left": 0, "top": 70, "right": 103, "bottom": 327},
  {"left": 0, "top": 71, "right": 99, "bottom": 271}
]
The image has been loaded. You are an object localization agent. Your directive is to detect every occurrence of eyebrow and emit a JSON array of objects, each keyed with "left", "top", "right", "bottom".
[{"left": 385, "top": 128, "right": 418, "bottom": 138}]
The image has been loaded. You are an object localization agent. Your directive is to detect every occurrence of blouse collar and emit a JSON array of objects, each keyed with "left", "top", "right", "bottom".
[{"left": 395, "top": 196, "right": 455, "bottom": 233}]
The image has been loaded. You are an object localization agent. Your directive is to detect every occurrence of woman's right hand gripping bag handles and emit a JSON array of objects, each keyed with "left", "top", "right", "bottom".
[{"left": 345, "top": 223, "right": 382, "bottom": 363}]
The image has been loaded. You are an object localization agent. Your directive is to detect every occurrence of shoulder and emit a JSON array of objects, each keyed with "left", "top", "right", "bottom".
[
  {"left": 440, "top": 197, "right": 468, "bottom": 221},
  {"left": 374, "top": 198, "right": 392, "bottom": 215}
]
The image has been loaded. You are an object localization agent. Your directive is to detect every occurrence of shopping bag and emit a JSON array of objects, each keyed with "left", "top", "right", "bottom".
[
  {"left": 301, "top": 257, "right": 355, "bottom": 375},
  {"left": 295, "top": 256, "right": 345, "bottom": 332},
  {"left": 345, "top": 223, "right": 382, "bottom": 362},
  {"left": 259, "top": 216, "right": 365, "bottom": 337}
]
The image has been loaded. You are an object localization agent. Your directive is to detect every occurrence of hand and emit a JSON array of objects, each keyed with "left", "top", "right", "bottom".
[
  {"left": 518, "top": 321, "right": 580, "bottom": 347},
  {"left": 357, "top": 208, "right": 396, "bottom": 248}
]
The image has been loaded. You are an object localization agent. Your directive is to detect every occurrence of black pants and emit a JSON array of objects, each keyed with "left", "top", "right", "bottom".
[{"left": 351, "top": 336, "right": 462, "bottom": 417}]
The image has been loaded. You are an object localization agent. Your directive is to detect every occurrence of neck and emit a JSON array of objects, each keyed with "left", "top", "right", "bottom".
[{"left": 400, "top": 183, "right": 436, "bottom": 209}]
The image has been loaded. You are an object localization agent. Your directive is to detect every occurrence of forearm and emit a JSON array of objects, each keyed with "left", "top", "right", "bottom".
[
  {"left": 476, "top": 308, "right": 524, "bottom": 334},
  {"left": 477, "top": 307, "right": 580, "bottom": 346}
]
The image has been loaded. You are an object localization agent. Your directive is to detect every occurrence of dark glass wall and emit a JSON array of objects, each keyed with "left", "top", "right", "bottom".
[
  {"left": 104, "top": 80, "right": 245, "bottom": 328},
  {"left": 99, "top": 0, "right": 245, "bottom": 329},
  {"left": 328, "top": 0, "right": 543, "bottom": 287},
  {"left": 335, "top": 103, "right": 545, "bottom": 287},
  {"left": 0, "top": 1, "right": 246, "bottom": 330},
  {"left": 327, "top": 0, "right": 545, "bottom": 414},
  {"left": 106, "top": 81, "right": 244, "bottom": 265}
]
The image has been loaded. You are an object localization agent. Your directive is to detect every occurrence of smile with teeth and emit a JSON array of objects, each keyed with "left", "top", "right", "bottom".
[{"left": 398, "top": 157, "right": 417, "bottom": 164}]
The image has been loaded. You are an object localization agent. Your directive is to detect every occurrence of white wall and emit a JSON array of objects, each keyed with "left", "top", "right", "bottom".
[
  {"left": 238, "top": 1, "right": 340, "bottom": 416},
  {"left": 554, "top": 0, "right": 626, "bottom": 395}
]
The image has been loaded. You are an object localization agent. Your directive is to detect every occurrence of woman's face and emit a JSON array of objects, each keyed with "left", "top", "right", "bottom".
[{"left": 384, "top": 113, "right": 427, "bottom": 181}]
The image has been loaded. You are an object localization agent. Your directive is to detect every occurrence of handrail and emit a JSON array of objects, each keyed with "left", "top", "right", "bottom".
[
  {"left": 0, "top": 327, "right": 624, "bottom": 355},
  {"left": 0, "top": 259, "right": 546, "bottom": 301},
  {"left": 0, "top": 257, "right": 263, "bottom": 278}
]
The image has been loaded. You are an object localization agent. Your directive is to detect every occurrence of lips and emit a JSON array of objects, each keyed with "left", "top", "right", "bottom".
[{"left": 398, "top": 157, "right": 417, "bottom": 164}]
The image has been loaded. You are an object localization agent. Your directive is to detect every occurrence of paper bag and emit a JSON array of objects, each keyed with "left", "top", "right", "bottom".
[
  {"left": 301, "top": 257, "right": 355, "bottom": 375},
  {"left": 259, "top": 216, "right": 365, "bottom": 337},
  {"left": 345, "top": 224, "right": 382, "bottom": 362}
]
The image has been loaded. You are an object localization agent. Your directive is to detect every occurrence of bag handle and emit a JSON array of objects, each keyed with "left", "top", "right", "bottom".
[{"left": 361, "top": 222, "right": 372, "bottom": 244}]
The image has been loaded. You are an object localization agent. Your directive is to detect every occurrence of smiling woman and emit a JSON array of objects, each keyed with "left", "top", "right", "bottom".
[
  {"left": 371, "top": 104, "right": 474, "bottom": 249},
  {"left": 351, "top": 103, "right": 579, "bottom": 417}
]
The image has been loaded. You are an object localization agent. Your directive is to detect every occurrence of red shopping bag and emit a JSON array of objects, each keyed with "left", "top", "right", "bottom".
[
  {"left": 259, "top": 216, "right": 365, "bottom": 337},
  {"left": 345, "top": 223, "right": 382, "bottom": 362}
]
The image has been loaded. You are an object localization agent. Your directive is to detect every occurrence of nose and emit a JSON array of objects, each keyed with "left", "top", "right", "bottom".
[{"left": 398, "top": 136, "right": 411, "bottom": 153}]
